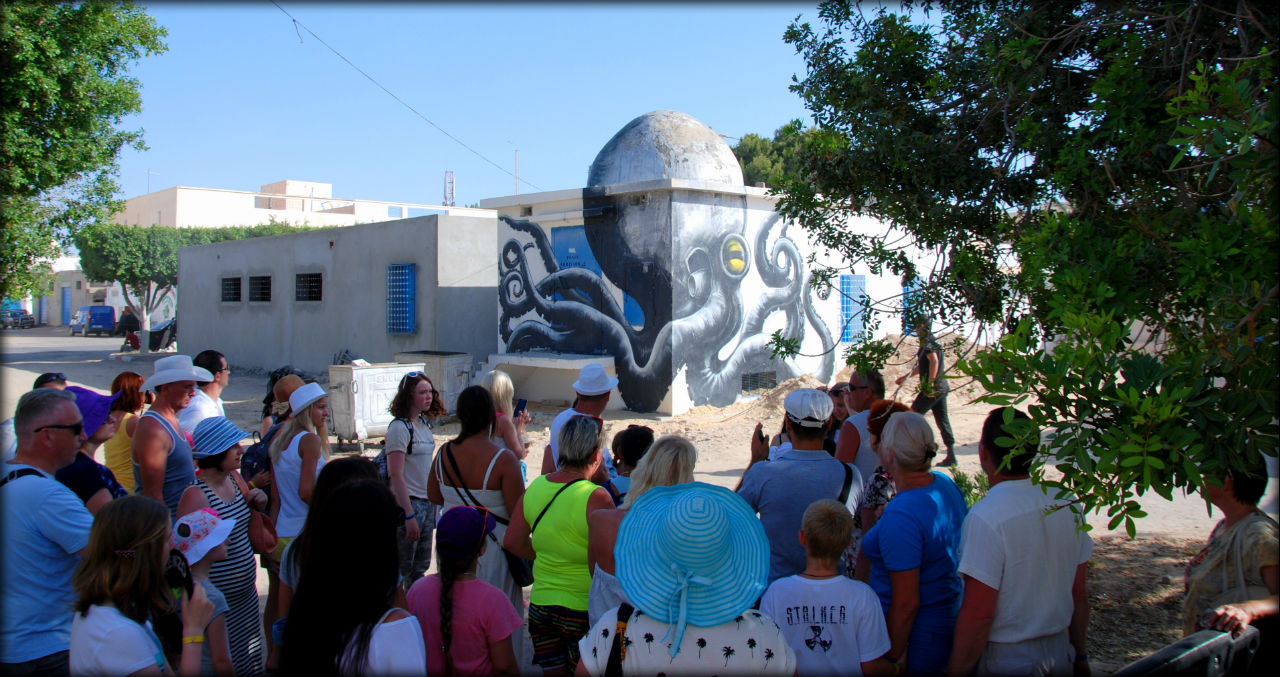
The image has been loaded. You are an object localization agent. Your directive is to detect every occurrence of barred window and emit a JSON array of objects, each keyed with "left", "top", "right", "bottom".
[
  {"left": 840, "top": 274, "right": 867, "bottom": 342},
  {"left": 295, "top": 273, "right": 322, "bottom": 302},
  {"left": 386, "top": 264, "right": 416, "bottom": 334},
  {"left": 741, "top": 371, "right": 778, "bottom": 393},
  {"left": 221, "top": 277, "right": 242, "bottom": 302},
  {"left": 249, "top": 276, "right": 272, "bottom": 302}
]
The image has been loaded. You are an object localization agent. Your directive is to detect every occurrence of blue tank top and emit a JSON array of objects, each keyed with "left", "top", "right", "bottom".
[{"left": 132, "top": 411, "right": 196, "bottom": 520}]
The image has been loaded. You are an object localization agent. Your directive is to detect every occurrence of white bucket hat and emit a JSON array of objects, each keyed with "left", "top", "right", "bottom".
[
  {"left": 572, "top": 363, "right": 618, "bottom": 396},
  {"left": 142, "top": 355, "right": 214, "bottom": 391},
  {"left": 784, "top": 388, "right": 834, "bottom": 427},
  {"left": 288, "top": 382, "right": 327, "bottom": 414}
]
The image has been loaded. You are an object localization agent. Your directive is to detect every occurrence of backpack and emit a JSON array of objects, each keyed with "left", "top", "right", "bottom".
[
  {"left": 241, "top": 421, "right": 283, "bottom": 482},
  {"left": 373, "top": 418, "right": 415, "bottom": 483}
]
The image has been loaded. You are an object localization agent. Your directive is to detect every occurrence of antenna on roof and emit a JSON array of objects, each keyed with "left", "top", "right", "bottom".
[{"left": 443, "top": 170, "right": 455, "bottom": 207}]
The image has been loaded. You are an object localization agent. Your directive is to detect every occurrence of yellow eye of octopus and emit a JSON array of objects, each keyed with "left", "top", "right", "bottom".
[{"left": 723, "top": 237, "right": 748, "bottom": 276}]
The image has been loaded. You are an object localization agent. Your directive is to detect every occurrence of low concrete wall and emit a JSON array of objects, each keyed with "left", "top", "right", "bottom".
[{"left": 177, "top": 214, "right": 498, "bottom": 376}]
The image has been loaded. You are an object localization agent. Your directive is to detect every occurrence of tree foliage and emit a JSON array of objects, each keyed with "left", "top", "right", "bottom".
[
  {"left": 76, "top": 222, "right": 317, "bottom": 329},
  {"left": 0, "top": 1, "right": 165, "bottom": 299},
  {"left": 731, "top": 121, "right": 816, "bottom": 188},
  {"left": 778, "top": 0, "right": 1277, "bottom": 533}
]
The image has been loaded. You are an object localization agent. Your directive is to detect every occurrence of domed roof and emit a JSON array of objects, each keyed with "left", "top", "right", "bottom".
[{"left": 588, "top": 110, "right": 744, "bottom": 188}]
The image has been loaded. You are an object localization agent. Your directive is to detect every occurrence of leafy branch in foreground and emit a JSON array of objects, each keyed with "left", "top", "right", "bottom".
[{"left": 773, "top": 0, "right": 1277, "bottom": 533}]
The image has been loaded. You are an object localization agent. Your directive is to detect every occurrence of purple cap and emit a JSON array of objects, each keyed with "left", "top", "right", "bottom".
[
  {"left": 436, "top": 506, "right": 496, "bottom": 557},
  {"left": 65, "top": 386, "right": 122, "bottom": 439}
]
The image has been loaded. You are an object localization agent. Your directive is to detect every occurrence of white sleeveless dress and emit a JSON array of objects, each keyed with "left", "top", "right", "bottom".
[{"left": 434, "top": 447, "right": 523, "bottom": 614}]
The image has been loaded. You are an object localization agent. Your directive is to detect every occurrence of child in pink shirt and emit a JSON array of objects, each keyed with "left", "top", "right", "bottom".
[{"left": 408, "top": 506, "right": 522, "bottom": 676}]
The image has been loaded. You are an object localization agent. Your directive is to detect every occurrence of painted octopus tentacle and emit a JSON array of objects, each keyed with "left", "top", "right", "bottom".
[
  {"left": 802, "top": 273, "right": 837, "bottom": 383},
  {"left": 500, "top": 215, "right": 559, "bottom": 273}
]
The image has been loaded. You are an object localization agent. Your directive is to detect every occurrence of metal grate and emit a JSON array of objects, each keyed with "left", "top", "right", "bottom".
[
  {"left": 386, "top": 264, "right": 417, "bottom": 334},
  {"left": 221, "top": 277, "right": 241, "bottom": 302},
  {"left": 248, "top": 276, "right": 272, "bottom": 302},
  {"left": 740, "top": 371, "right": 778, "bottom": 393},
  {"left": 295, "top": 273, "right": 323, "bottom": 302},
  {"left": 840, "top": 274, "right": 867, "bottom": 342}
]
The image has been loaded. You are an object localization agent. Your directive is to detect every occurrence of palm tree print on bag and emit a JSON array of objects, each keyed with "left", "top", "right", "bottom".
[
  {"left": 723, "top": 646, "right": 736, "bottom": 666},
  {"left": 696, "top": 638, "right": 706, "bottom": 657},
  {"left": 747, "top": 638, "right": 757, "bottom": 657},
  {"left": 644, "top": 632, "right": 654, "bottom": 653}
]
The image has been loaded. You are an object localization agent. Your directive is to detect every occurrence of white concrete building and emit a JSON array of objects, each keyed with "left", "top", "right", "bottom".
[
  {"left": 177, "top": 213, "right": 498, "bottom": 373},
  {"left": 114, "top": 179, "right": 478, "bottom": 228}
]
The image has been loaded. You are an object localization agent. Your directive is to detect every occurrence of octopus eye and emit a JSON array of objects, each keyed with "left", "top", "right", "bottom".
[{"left": 721, "top": 235, "right": 749, "bottom": 278}]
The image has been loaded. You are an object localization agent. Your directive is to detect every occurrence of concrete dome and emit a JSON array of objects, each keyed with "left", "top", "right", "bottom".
[{"left": 588, "top": 110, "right": 744, "bottom": 187}]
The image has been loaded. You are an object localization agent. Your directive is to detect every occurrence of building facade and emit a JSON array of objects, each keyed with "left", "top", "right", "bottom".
[{"left": 177, "top": 213, "right": 498, "bottom": 373}]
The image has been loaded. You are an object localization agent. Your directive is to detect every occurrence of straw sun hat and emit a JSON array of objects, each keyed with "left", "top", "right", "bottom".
[{"left": 614, "top": 482, "right": 769, "bottom": 658}]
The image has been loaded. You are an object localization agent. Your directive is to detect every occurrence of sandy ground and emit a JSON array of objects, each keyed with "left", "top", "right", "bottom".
[{"left": 3, "top": 326, "right": 1276, "bottom": 672}]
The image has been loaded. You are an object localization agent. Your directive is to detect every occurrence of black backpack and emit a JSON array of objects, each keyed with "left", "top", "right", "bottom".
[
  {"left": 373, "top": 418, "right": 416, "bottom": 483},
  {"left": 241, "top": 421, "right": 283, "bottom": 481}
]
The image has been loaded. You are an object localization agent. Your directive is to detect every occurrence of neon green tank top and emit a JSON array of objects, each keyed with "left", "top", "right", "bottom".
[{"left": 524, "top": 476, "right": 598, "bottom": 609}]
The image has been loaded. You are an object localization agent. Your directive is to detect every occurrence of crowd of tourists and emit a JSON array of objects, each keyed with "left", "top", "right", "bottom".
[{"left": 2, "top": 356, "right": 1275, "bottom": 676}]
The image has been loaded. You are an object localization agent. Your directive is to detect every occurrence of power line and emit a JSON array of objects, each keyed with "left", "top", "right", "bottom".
[{"left": 268, "top": 2, "right": 543, "bottom": 193}]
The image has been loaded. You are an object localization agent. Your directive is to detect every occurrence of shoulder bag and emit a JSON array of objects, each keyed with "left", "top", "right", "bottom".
[
  {"left": 444, "top": 443, "right": 537, "bottom": 587},
  {"left": 232, "top": 470, "right": 277, "bottom": 555}
]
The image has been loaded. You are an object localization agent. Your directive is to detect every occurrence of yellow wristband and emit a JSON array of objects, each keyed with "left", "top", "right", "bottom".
[{"left": 183, "top": 635, "right": 204, "bottom": 645}]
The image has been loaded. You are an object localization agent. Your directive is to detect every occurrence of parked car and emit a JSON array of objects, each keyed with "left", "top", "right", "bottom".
[
  {"left": 3, "top": 309, "right": 35, "bottom": 329},
  {"left": 70, "top": 305, "right": 116, "bottom": 336}
]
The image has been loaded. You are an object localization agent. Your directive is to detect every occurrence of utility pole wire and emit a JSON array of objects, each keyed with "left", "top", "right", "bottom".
[{"left": 269, "top": 2, "right": 542, "bottom": 192}]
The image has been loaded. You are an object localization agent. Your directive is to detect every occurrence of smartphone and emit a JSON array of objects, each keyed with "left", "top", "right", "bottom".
[
  {"left": 756, "top": 424, "right": 768, "bottom": 445},
  {"left": 164, "top": 549, "right": 194, "bottom": 601},
  {"left": 514, "top": 398, "right": 528, "bottom": 416}
]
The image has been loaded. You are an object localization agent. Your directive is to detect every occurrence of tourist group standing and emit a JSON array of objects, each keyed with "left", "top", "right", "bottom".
[{"left": 3, "top": 357, "right": 1275, "bottom": 676}]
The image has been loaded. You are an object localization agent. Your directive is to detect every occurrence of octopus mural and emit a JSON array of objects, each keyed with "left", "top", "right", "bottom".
[{"left": 497, "top": 111, "right": 835, "bottom": 412}]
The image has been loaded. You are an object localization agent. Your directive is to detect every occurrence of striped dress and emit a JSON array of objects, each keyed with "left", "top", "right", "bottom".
[{"left": 196, "top": 477, "right": 263, "bottom": 675}]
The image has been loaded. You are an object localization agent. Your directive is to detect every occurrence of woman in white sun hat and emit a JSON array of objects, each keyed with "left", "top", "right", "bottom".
[
  {"left": 576, "top": 482, "right": 797, "bottom": 676},
  {"left": 268, "top": 382, "right": 330, "bottom": 566},
  {"left": 132, "top": 354, "right": 214, "bottom": 520}
]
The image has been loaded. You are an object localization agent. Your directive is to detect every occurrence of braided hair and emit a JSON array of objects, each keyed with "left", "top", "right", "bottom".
[{"left": 437, "top": 535, "right": 483, "bottom": 676}]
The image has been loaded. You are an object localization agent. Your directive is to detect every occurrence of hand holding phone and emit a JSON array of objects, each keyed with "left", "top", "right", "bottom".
[
  {"left": 164, "top": 549, "right": 194, "bottom": 601},
  {"left": 514, "top": 398, "right": 528, "bottom": 416}
]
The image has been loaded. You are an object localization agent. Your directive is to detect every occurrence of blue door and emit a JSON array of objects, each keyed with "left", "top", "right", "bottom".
[
  {"left": 61, "top": 287, "right": 71, "bottom": 324},
  {"left": 550, "top": 226, "right": 645, "bottom": 328}
]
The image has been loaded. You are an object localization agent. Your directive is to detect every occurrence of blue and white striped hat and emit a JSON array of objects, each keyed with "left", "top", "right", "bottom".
[
  {"left": 614, "top": 482, "right": 769, "bottom": 658},
  {"left": 191, "top": 416, "right": 249, "bottom": 459}
]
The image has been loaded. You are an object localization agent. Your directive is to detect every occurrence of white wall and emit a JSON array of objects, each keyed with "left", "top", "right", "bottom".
[{"left": 177, "top": 213, "right": 498, "bottom": 376}]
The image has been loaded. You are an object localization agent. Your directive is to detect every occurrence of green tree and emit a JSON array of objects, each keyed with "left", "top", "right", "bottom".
[
  {"left": 731, "top": 121, "right": 813, "bottom": 188},
  {"left": 76, "top": 222, "right": 315, "bottom": 337},
  {"left": 0, "top": 1, "right": 166, "bottom": 299},
  {"left": 778, "top": 1, "right": 1277, "bottom": 534}
]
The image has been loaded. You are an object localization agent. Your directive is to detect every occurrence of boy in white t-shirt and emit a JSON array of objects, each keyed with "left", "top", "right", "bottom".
[{"left": 760, "top": 499, "right": 894, "bottom": 677}]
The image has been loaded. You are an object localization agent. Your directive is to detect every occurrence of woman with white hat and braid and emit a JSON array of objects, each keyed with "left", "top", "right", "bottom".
[{"left": 576, "top": 482, "right": 797, "bottom": 675}]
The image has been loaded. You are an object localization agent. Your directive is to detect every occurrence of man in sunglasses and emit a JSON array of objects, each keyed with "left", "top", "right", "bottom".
[
  {"left": 540, "top": 364, "right": 618, "bottom": 480},
  {"left": 836, "top": 369, "right": 886, "bottom": 483},
  {"left": 1, "top": 389, "right": 94, "bottom": 675},
  {"left": 180, "top": 349, "right": 230, "bottom": 436},
  {"left": 2, "top": 373, "right": 72, "bottom": 463}
]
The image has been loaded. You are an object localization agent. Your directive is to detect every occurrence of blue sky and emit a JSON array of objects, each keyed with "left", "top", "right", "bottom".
[{"left": 118, "top": 2, "right": 820, "bottom": 207}]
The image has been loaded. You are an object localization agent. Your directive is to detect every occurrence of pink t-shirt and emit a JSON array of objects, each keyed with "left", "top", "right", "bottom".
[{"left": 406, "top": 574, "right": 523, "bottom": 676}]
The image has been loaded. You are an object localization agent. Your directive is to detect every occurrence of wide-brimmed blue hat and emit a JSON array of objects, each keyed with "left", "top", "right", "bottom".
[
  {"left": 614, "top": 482, "right": 769, "bottom": 658},
  {"left": 192, "top": 416, "right": 248, "bottom": 458}
]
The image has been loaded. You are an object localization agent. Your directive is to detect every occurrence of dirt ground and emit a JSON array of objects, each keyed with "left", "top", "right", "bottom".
[{"left": 2, "top": 327, "right": 1272, "bottom": 673}]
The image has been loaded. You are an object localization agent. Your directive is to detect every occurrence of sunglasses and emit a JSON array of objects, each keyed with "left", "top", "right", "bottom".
[
  {"left": 399, "top": 371, "right": 437, "bottom": 388},
  {"left": 34, "top": 421, "right": 84, "bottom": 436},
  {"left": 34, "top": 373, "right": 67, "bottom": 386}
]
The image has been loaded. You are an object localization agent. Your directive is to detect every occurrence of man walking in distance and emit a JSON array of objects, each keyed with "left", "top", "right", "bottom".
[
  {"left": 179, "top": 349, "right": 229, "bottom": 436},
  {"left": 896, "top": 320, "right": 957, "bottom": 466},
  {"left": 945, "top": 408, "right": 1092, "bottom": 677},
  {"left": 539, "top": 363, "right": 618, "bottom": 478},
  {"left": 836, "top": 369, "right": 886, "bottom": 482},
  {"left": 1, "top": 389, "right": 94, "bottom": 676},
  {"left": 132, "top": 354, "right": 213, "bottom": 519}
]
